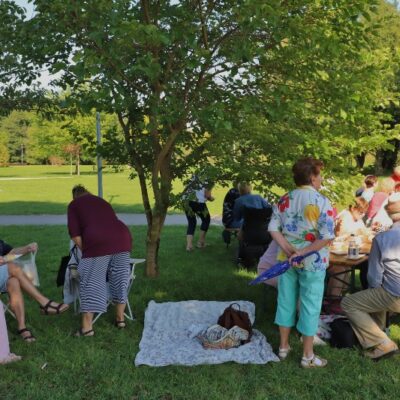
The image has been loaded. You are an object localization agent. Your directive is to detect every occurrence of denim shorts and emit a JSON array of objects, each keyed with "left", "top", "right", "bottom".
[{"left": 0, "top": 264, "right": 9, "bottom": 292}]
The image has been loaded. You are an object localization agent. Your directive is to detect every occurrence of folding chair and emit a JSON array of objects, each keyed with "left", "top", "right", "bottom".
[
  {"left": 238, "top": 206, "right": 272, "bottom": 268},
  {"left": 72, "top": 258, "right": 145, "bottom": 324},
  {"left": 1, "top": 292, "right": 15, "bottom": 319}
]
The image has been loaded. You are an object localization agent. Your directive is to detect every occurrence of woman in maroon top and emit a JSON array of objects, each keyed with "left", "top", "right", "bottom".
[{"left": 68, "top": 185, "right": 132, "bottom": 336}]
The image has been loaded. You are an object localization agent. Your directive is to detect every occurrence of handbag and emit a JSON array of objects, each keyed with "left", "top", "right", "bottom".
[
  {"left": 330, "top": 317, "right": 360, "bottom": 349},
  {"left": 217, "top": 303, "right": 252, "bottom": 343},
  {"left": 56, "top": 245, "right": 78, "bottom": 287}
]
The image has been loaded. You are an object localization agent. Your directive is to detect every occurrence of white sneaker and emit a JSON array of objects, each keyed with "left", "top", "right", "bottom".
[
  {"left": 278, "top": 346, "right": 292, "bottom": 360},
  {"left": 300, "top": 354, "right": 328, "bottom": 368}
]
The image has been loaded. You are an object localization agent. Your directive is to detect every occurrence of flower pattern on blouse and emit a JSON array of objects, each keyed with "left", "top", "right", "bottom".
[{"left": 269, "top": 186, "right": 335, "bottom": 272}]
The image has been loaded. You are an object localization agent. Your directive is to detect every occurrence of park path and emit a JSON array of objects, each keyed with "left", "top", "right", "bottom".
[{"left": 0, "top": 213, "right": 223, "bottom": 226}]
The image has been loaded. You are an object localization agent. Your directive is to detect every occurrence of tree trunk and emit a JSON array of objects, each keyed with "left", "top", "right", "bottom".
[
  {"left": 374, "top": 150, "right": 384, "bottom": 176},
  {"left": 75, "top": 151, "right": 80, "bottom": 176},
  {"left": 355, "top": 153, "right": 366, "bottom": 169},
  {"left": 145, "top": 211, "right": 167, "bottom": 277}
]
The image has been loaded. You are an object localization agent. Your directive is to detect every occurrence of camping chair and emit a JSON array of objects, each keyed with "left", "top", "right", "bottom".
[
  {"left": 238, "top": 206, "right": 272, "bottom": 268},
  {"left": 71, "top": 258, "right": 145, "bottom": 324},
  {"left": 1, "top": 292, "right": 15, "bottom": 319}
]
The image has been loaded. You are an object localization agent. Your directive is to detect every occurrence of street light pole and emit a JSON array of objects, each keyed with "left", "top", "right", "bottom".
[{"left": 96, "top": 112, "right": 103, "bottom": 198}]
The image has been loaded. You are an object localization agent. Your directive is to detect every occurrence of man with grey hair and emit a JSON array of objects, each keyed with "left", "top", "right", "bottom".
[{"left": 341, "top": 192, "right": 400, "bottom": 361}]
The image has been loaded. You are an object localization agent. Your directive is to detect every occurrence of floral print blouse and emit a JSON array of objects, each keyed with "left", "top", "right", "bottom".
[{"left": 268, "top": 185, "right": 335, "bottom": 272}]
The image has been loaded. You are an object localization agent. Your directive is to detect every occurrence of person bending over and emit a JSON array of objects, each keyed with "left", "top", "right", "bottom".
[{"left": 68, "top": 185, "right": 132, "bottom": 336}]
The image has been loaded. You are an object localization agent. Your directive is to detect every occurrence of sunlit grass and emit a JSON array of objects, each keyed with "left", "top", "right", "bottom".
[{"left": 1, "top": 225, "right": 399, "bottom": 400}]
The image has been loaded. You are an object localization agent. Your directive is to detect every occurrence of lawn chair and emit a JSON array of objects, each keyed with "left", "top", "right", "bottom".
[
  {"left": 69, "top": 257, "right": 145, "bottom": 324},
  {"left": 0, "top": 292, "right": 15, "bottom": 319},
  {"left": 238, "top": 206, "right": 272, "bottom": 268}
]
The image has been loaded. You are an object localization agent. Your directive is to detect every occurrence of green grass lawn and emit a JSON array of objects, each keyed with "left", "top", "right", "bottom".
[
  {"left": 0, "top": 165, "right": 241, "bottom": 216},
  {"left": 1, "top": 226, "right": 399, "bottom": 400}
]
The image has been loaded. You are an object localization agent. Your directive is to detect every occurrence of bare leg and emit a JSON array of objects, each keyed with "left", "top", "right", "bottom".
[
  {"left": 81, "top": 312, "right": 94, "bottom": 334},
  {"left": 186, "top": 235, "right": 194, "bottom": 251},
  {"left": 6, "top": 278, "right": 26, "bottom": 331},
  {"left": 115, "top": 303, "right": 126, "bottom": 322},
  {"left": 197, "top": 230, "right": 206, "bottom": 247},
  {"left": 302, "top": 335, "right": 314, "bottom": 358},
  {"left": 7, "top": 264, "right": 47, "bottom": 306},
  {"left": 279, "top": 326, "right": 291, "bottom": 349}
]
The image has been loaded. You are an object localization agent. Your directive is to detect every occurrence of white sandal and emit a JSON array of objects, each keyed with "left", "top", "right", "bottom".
[
  {"left": 300, "top": 354, "right": 328, "bottom": 368},
  {"left": 278, "top": 346, "right": 291, "bottom": 360}
]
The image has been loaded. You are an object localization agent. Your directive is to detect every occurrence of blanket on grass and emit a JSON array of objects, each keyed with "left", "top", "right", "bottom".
[{"left": 134, "top": 300, "right": 279, "bottom": 366}]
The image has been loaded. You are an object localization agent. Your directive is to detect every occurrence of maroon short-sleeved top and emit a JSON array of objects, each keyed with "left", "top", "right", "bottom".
[{"left": 67, "top": 194, "right": 132, "bottom": 258}]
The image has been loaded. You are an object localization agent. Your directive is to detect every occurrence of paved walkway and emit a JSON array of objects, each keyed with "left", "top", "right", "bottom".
[{"left": 0, "top": 214, "right": 223, "bottom": 226}]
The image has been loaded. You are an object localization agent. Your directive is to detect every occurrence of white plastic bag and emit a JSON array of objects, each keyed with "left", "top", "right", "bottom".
[{"left": 15, "top": 252, "right": 40, "bottom": 287}]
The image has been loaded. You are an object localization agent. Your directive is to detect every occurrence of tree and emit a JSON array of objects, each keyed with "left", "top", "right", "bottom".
[{"left": 0, "top": 0, "right": 389, "bottom": 276}]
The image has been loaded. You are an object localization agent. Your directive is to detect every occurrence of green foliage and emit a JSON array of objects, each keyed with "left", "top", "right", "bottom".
[
  {"left": 0, "top": 142, "right": 9, "bottom": 165},
  {"left": 2, "top": 0, "right": 399, "bottom": 273}
]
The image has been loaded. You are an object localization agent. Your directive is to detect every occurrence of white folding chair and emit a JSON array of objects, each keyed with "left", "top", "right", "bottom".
[
  {"left": 83, "top": 258, "right": 145, "bottom": 324},
  {"left": 1, "top": 292, "right": 16, "bottom": 319}
]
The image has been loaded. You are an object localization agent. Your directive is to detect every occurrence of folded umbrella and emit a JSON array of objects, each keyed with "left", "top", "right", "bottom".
[{"left": 249, "top": 251, "right": 320, "bottom": 285}]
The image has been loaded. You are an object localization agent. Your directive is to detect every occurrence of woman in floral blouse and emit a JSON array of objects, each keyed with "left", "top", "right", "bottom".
[{"left": 268, "top": 157, "right": 335, "bottom": 368}]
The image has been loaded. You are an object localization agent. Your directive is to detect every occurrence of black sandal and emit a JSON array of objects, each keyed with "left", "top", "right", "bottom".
[
  {"left": 17, "top": 328, "right": 36, "bottom": 342},
  {"left": 74, "top": 329, "right": 95, "bottom": 337},
  {"left": 115, "top": 320, "right": 126, "bottom": 329},
  {"left": 40, "top": 300, "right": 69, "bottom": 315}
]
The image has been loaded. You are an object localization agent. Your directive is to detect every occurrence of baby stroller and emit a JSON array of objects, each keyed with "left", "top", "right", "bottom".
[{"left": 238, "top": 206, "right": 272, "bottom": 268}]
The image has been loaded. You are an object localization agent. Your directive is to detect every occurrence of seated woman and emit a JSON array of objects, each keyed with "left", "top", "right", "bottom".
[
  {"left": 0, "top": 241, "right": 69, "bottom": 342},
  {"left": 0, "top": 300, "right": 21, "bottom": 364},
  {"left": 327, "top": 198, "right": 369, "bottom": 298},
  {"left": 366, "top": 178, "right": 395, "bottom": 226}
]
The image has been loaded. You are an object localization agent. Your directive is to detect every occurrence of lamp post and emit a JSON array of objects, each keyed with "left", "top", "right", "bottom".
[{"left": 96, "top": 112, "right": 103, "bottom": 198}]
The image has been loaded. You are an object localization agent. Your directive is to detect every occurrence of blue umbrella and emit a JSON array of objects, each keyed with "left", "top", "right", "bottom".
[{"left": 249, "top": 251, "right": 321, "bottom": 285}]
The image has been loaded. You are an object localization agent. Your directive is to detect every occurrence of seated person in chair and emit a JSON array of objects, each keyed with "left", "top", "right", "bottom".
[
  {"left": 0, "top": 240, "right": 69, "bottom": 342},
  {"left": 232, "top": 182, "right": 269, "bottom": 228},
  {"left": 341, "top": 193, "right": 400, "bottom": 361}
]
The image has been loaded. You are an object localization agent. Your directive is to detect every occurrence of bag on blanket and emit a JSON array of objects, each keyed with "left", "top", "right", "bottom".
[{"left": 217, "top": 303, "right": 252, "bottom": 343}]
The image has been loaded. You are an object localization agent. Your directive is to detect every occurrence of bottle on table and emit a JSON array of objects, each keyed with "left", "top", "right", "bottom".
[{"left": 347, "top": 234, "right": 360, "bottom": 259}]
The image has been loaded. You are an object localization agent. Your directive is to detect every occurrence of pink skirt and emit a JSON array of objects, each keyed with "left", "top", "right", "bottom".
[
  {"left": 0, "top": 301, "right": 21, "bottom": 364},
  {"left": 257, "top": 240, "right": 279, "bottom": 288}
]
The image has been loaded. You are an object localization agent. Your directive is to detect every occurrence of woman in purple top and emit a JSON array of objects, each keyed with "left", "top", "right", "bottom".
[{"left": 68, "top": 185, "right": 132, "bottom": 336}]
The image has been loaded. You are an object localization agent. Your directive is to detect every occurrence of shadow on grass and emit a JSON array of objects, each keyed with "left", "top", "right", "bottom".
[{"left": 0, "top": 200, "right": 146, "bottom": 215}]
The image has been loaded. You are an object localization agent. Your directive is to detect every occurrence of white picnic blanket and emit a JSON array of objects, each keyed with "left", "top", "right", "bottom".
[{"left": 134, "top": 300, "right": 279, "bottom": 366}]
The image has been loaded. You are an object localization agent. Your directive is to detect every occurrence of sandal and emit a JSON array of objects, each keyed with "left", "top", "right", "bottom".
[
  {"left": 196, "top": 242, "right": 208, "bottom": 249},
  {"left": 115, "top": 320, "right": 126, "bottom": 329},
  {"left": 17, "top": 328, "right": 36, "bottom": 343},
  {"left": 40, "top": 300, "right": 69, "bottom": 315},
  {"left": 74, "top": 329, "right": 95, "bottom": 337},
  {"left": 278, "top": 346, "right": 291, "bottom": 360}
]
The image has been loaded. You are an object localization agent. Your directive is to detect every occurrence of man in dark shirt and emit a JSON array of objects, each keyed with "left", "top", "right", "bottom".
[{"left": 0, "top": 240, "right": 69, "bottom": 342}]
